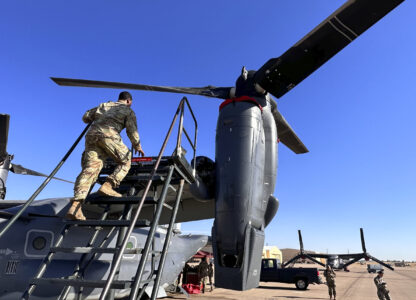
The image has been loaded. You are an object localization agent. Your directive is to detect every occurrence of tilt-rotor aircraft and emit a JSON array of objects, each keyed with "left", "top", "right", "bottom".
[
  {"left": 283, "top": 229, "right": 394, "bottom": 271},
  {"left": 0, "top": 0, "right": 405, "bottom": 299},
  {"left": 51, "top": 0, "right": 404, "bottom": 290}
]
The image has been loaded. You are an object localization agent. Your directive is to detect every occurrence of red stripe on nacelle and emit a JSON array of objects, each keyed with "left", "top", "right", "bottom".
[{"left": 219, "top": 96, "right": 263, "bottom": 112}]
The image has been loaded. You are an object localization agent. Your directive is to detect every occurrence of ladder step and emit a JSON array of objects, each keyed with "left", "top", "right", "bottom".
[
  {"left": 123, "top": 174, "right": 166, "bottom": 182},
  {"left": 50, "top": 247, "right": 142, "bottom": 254},
  {"left": 64, "top": 220, "right": 150, "bottom": 227},
  {"left": 85, "top": 196, "right": 173, "bottom": 210},
  {"left": 141, "top": 278, "right": 155, "bottom": 285},
  {"left": 97, "top": 175, "right": 167, "bottom": 186},
  {"left": 32, "top": 278, "right": 132, "bottom": 289},
  {"left": 85, "top": 196, "right": 158, "bottom": 205},
  {"left": 163, "top": 203, "right": 173, "bottom": 210}
]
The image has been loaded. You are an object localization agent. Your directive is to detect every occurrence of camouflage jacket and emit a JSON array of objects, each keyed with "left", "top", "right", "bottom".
[
  {"left": 324, "top": 269, "right": 336, "bottom": 284},
  {"left": 374, "top": 276, "right": 389, "bottom": 292},
  {"left": 208, "top": 263, "right": 213, "bottom": 277},
  {"left": 198, "top": 261, "right": 209, "bottom": 278},
  {"left": 83, "top": 101, "right": 140, "bottom": 147}
]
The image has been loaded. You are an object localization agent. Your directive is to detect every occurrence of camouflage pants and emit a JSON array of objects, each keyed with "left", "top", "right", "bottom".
[
  {"left": 327, "top": 283, "right": 336, "bottom": 298},
  {"left": 200, "top": 276, "right": 206, "bottom": 292},
  {"left": 74, "top": 135, "right": 131, "bottom": 200},
  {"left": 377, "top": 289, "right": 391, "bottom": 300}
]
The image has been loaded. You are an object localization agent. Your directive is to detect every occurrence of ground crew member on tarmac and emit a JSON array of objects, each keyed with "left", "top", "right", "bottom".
[
  {"left": 66, "top": 91, "right": 145, "bottom": 220},
  {"left": 374, "top": 270, "right": 391, "bottom": 300},
  {"left": 208, "top": 261, "right": 214, "bottom": 291},
  {"left": 324, "top": 264, "right": 336, "bottom": 300},
  {"left": 198, "top": 256, "right": 210, "bottom": 293}
]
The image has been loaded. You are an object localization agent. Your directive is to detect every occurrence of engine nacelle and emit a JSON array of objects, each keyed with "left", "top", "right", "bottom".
[{"left": 213, "top": 96, "right": 278, "bottom": 290}]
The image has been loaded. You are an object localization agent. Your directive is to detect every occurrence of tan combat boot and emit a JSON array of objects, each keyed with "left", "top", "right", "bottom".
[
  {"left": 98, "top": 182, "right": 122, "bottom": 197},
  {"left": 66, "top": 200, "right": 86, "bottom": 221}
]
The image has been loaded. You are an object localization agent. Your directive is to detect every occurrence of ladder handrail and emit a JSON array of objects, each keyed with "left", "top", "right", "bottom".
[
  {"left": 0, "top": 123, "right": 91, "bottom": 241},
  {"left": 128, "top": 165, "right": 175, "bottom": 300},
  {"left": 150, "top": 179, "right": 185, "bottom": 300},
  {"left": 99, "top": 96, "right": 197, "bottom": 300},
  {"left": 174, "top": 97, "right": 198, "bottom": 175}
]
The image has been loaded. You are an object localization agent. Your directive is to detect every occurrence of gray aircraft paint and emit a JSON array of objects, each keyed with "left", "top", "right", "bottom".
[
  {"left": 213, "top": 93, "right": 279, "bottom": 290},
  {"left": 0, "top": 198, "right": 207, "bottom": 299}
]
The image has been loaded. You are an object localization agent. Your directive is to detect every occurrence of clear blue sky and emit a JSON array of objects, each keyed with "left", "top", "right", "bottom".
[{"left": 1, "top": 1, "right": 415, "bottom": 260}]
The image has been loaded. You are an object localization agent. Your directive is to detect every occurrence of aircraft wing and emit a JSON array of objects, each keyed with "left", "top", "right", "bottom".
[
  {"left": 139, "top": 183, "right": 215, "bottom": 224},
  {"left": 82, "top": 180, "right": 215, "bottom": 224},
  {"left": 0, "top": 200, "right": 26, "bottom": 209},
  {"left": 307, "top": 253, "right": 332, "bottom": 259},
  {"left": 337, "top": 253, "right": 365, "bottom": 259},
  {"left": 307, "top": 252, "right": 362, "bottom": 259}
]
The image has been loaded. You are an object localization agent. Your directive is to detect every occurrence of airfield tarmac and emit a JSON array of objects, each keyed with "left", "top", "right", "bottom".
[{"left": 168, "top": 264, "right": 416, "bottom": 300}]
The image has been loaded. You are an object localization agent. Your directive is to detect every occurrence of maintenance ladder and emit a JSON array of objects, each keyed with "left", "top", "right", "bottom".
[{"left": 20, "top": 97, "right": 197, "bottom": 300}]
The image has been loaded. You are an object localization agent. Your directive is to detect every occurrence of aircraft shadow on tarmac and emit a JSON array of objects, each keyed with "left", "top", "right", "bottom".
[
  {"left": 276, "top": 297, "right": 327, "bottom": 300},
  {"left": 258, "top": 285, "right": 299, "bottom": 291},
  {"left": 258, "top": 286, "right": 328, "bottom": 299}
]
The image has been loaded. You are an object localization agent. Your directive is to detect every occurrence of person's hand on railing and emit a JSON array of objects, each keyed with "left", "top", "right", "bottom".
[{"left": 134, "top": 144, "right": 145, "bottom": 157}]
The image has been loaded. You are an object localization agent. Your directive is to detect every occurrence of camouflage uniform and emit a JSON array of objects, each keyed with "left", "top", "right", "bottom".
[
  {"left": 74, "top": 101, "right": 140, "bottom": 200},
  {"left": 324, "top": 267, "right": 336, "bottom": 299},
  {"left": 198, "top": 259, "right": 209, "bottom": 293},
  {"left": 374, "top": 275, "right": 391, "bottom": 300},
  {"left": 208, "top": 262, "right": 214, "bottom": 290}
]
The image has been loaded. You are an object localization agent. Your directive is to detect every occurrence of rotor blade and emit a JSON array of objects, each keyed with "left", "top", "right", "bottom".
[
  {"left": 304, "top": 254, "right": 326, "bottom": 267},
  {"left": 360, "top": 228, "right": 367, "bottom": 253},
  {"left": 51, "top": 77, "right": 232, "bottom": 99},
  {"left": 10, "top": 164, "right": 74, "bottom": 184},
  {"left": 0, "top": 114, "right": 10, "bottom": 158},
  {"left": 282, "top": 254, "right": 302, "bottom": 268},
  {"left": 254, "top": 0, "right": 405, "bottom": 99},
  {"left": 272, "top": 105, "right": 308, "bottom": 154},
  {"left": 298, "top": 230, "right": 304, "bottom": 253},
  {"left": 342, "top": 255, "right": 363, "bottom": 269},
  {"left": 368, "top": 254, "right": 394, "bottom": 271}
]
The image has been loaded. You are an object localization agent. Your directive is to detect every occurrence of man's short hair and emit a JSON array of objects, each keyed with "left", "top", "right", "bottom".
[{"left": 118, "top": 91, "right": 132, "bottom": 101}]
